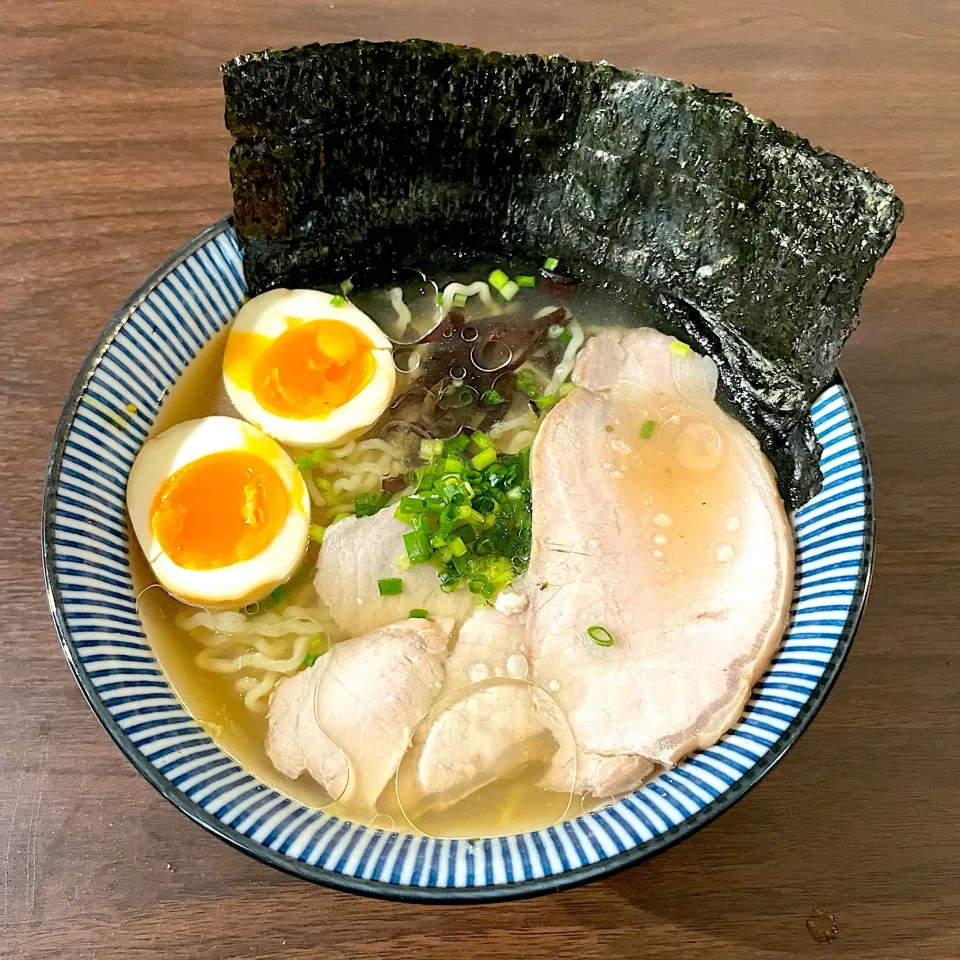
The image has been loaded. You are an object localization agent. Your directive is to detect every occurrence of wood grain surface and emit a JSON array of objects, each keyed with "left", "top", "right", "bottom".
[{"left": 2, "top": 1, "right": 958, "bottom": 957}]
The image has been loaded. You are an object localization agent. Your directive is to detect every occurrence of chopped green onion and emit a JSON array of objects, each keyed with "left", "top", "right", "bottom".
[
  {"left": 394, "top": 553, "right": 412, "bottom": 572},
  {"left": 587, "top": 625, "right": 616, "bottom": 647},
  {"left": 303, "top": 652, "right": 320, "bottom": 668},
  {"left": 469, "top": 575, "right": 497, "bottom": 598},
  {"left": 378, "top": 578, "right": 403, "bottom": 596},
  {"left": 669, "top": 339, "right": 691, "bottom": 358},
  {"left": 330, "top": 294, "right": 347, "bottom": 307},
  {"left": 558, "top": 382, "right": 576, "bottom": 398},
  {"left": 436, "top": 290, "right": 444, "bottom": 305},
  {"left": 471, "top": 448, "right": 497, "bottom": 470},
  {"left": 315, "top": 476, "right": 333, "bottom": 492},
  {"left": 535, "top": 393, "right": 558, "bottom": 410},
  {"left": 515, "top": 275, "right": 536, "bottom": 287},
  {"left": 295, "top": 455, "right": 314, "bottom": 471},
  {"left": 481, "top": 388, "right": 507, "bottom": 406},
  {"left": 340, "top": 278, "right": 354, "bottom": 295},
  {"left": 639, "top": 419, "right": 657, "bottom": 440},
  {"left": 355, "top": 490, "right": 392, "bottom": 517},
  {"left": 499, "top": 280, "right": 520, "bottom": 302},
  {"left": 543, "top": 256, "right": 559, "bottom": 271},
  {"left": 309, "top": 523, "right": 326, "bottom": 544},
  {"left": 403, "top": 529, "right": 432, "bottom": 564},
  {"left": 470, "top": 430, "right": 495, "bottom": 452},
  {"left": 269, "top": 584, "right": 289, "bottom": 607},
  {"left": 453, "top": 293, "right": 468, "bottom": 308},
  {"left": 420, "top": 438, "right": 444, "bottom": 460},
  {"left": 390, "top": 436, "right": 533, "bottom": 598},
  {"left": 408, "top": 608, "right": 429, "bottom": 619},
  {"left": 444, "top": 433, "right": 471, "bottom": 455},
  {"left": 488, "top": 268, "right": 510, "bottom": 290},
  {"left": 311, "top": 447, "right": 328, "bottom": 464},
  {"left": 515, "top": 369, "right": 539, "bottom": 398}
]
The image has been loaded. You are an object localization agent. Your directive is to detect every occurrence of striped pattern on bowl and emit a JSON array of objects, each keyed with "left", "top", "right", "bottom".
[{"left": 43, "top": 218, "right": 873, "bottom": 901}]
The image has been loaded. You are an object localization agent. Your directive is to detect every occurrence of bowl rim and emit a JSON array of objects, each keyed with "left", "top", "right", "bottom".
[{"left": 42, "top": 215, "right": 875, "bottom": 904}]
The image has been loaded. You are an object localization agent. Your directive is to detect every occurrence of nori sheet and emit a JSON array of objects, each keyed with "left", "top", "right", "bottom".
[{"left": 222, "top": 40, "right": 903, "bottom": 508}]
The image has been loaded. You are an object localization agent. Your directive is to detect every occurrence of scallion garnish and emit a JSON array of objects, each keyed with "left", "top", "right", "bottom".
[
  {"left": 470, "top": 430, "right": 495, "bottom": 452},
  {"left": 453, "top": 292, "right": 468, "bottom": 308},
  {"left": 543, "top": 256, "right": 559, "bottom": 271},
  {"left": 499, "top": 280, "right": 520, "bottom": 302},
  {"left": 535, "top": 393, "right": 558, "bottom": 410},
  {"left": 330, "top": 294, "right": 347, "bottom": 307},
  {"left": 444, "top": 433, "right": 471, "bottom": 455},
  {"left": 354, "top": 490, "right": 392, "bottom": 518},
  {"left": 340, "top": 278, "right": 354, "bottom": 295},
  {"left": 488, "top": 268, "right": 510, "bottom": 291},
  {"left": 468, "top": 575, "right": 495, "bottom": 598},
  {"left": 309, "top": 523, "right": 326, "bottom": 544},
  {"left": 295, "top": 455, "right": 314, "bottom": 471},
  {"left": 558, "top": 382, "right": 576, "bottom": 398},
  {"left": 311, "top": 447, "right": 328, "bottom": 464},
  {"left": 639, "top": 419, "right": 657, "bottom": 440},
  {"left": 669, "top": 339, "right": 691, "bottom": 357},
  {"left": 515, "top": 369, "right": 539, "bottom": 399},
  {"left": 408, "top": 608, "right": 429, "bottom": 619},
  {"left": 302, "top": 633, "right": 327, "bottom": 668},
  {"left": 435, "top": 290, "right": 444, "bottom": 305},
  {"left": 481, "top": 388, "right": 507, "bottom": 406},
  {"left": 377, "top": 578, "right": 403, "bottom": 596},
  {"left": 471, "top": 447, "right": 497, "bottom": 471},
  {"left": 515, "top": 275, "right": 536, "bottom": 287},
  {"left": 587, "top": 625, "right": 616, "bottom": 647},
  {"left": 403, "top": 528, "right": 432, "bottom": 564},
  {"left": 388, "top": 436, "right": 532, "bottom": 598},
  {"left": 420, "top": 438, "right": 444, "bottom": 461},
  {"left": 268, "top": 584, "right": 289, "bottom": 608}
]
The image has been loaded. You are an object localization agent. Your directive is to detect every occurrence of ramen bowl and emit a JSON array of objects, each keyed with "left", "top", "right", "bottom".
[{"left": 43, "top": 218, "right": 874, "bottom": 902}]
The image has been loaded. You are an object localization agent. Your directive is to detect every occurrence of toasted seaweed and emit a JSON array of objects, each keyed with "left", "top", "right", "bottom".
[{"left": 222, "top": 40, "right": 902, "bottom": 508}]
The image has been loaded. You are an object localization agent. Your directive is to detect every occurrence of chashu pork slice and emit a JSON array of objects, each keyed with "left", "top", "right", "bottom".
[
  {"left": 316, "top": 509, "right": 475, "bottom": 635},
  {"left": 407, "top": 588, "right": 555, "bottom": 811},
  {"left": 266, "top": 616, "right": 453, "bottom": 813},
  {"left": 528, "top": 328, "right": 793, "bottom": 798}
]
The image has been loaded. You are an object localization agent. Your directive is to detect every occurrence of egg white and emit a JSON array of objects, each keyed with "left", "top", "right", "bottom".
[
  {"left": 127, "top": 416, "right": 311, "bottom": 608},
  {"left": 222, "top": 288, "right": 396, "bottom": 447}
]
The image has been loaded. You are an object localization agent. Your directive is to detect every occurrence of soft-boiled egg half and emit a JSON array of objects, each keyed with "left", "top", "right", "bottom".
[
  {"left": 127, "top": 416, "right": 310, "bottom": 608},
  {"left": 222, "top": 289, "right": 396, "bottom": 447}
]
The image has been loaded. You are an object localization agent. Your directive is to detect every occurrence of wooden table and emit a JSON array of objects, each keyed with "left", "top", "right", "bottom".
[{"left": 3, "top": 1, "right": 957, "bottom": 956}]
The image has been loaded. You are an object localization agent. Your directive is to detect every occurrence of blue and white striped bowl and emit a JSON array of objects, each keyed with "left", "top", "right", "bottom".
[{"left": 43, "top": 218, "right": 874, "bottom": 901}]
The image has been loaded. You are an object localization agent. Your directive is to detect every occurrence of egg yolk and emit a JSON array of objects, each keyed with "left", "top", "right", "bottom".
[
  {"left": 150, "top": 451, "right": 290, "bottom": 570},
  {"left": 227, "top": 320, "right": 377, "bottom": 420}
]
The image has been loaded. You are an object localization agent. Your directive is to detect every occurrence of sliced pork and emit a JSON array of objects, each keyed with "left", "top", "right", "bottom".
[
  {"left": 528, "top": 328, "right": 793, "bottom": 797},
  {"left": 315, "top": 509, "right": 475, "bottom": 635},
  {"left": 266, "top": 616, "right": 453, "bottom": 813}
]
